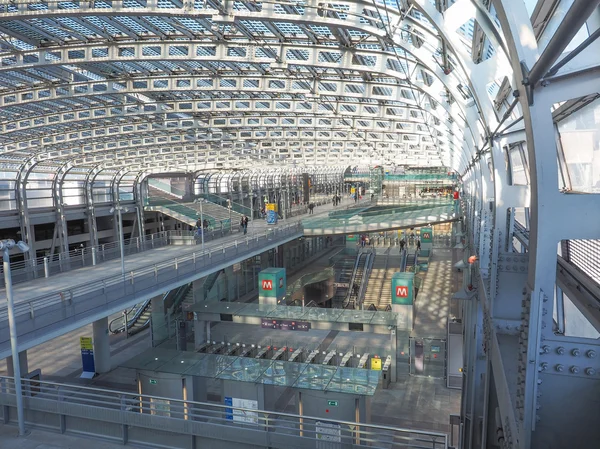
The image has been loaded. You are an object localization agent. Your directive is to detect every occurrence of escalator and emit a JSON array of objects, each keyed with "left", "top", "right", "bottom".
[
  {"left": 400, "top": 248, "right": 408, "bottom": 272},
  {"left": 331, "top": 256, "right": 356, "bottom": 307},
  {"left": 109, "top": 298, "right": 152, "bottom": 336},
  {"left": 109, "top": 282, "right": 194, "bottom": 336},
  {"left": 405, "top": 249, "right": 418, "bottom": 272},
  {"left": 345, "top": 251, "right": 372, "bottom": 309}
]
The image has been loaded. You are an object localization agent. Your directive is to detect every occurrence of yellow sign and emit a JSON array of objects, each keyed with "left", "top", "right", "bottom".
[
  {"left": 370, "top": 357, "right": 382, "bottom": 370},
  {"left": 80, "top": 337, "right": 93, "bottom": 350},
  {"left": 350, "top": 187, "right": 356, "bottom": 194},
  {"left": 266, "top": 203, "right": 278, "bottom": 212},
  {"left": 397, "top": 230, "right": 403, "bottom": 238}
]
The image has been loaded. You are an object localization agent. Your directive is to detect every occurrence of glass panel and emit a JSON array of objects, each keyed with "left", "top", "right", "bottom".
[
  {"left": 509, "top": 146, "right": 528, "bottom": 185},
  {"left": 563, "top": 293, "right": 600, "bottom": 339},
  {"left": 557, "top": 97, "right": 600, "bottom": 193}
]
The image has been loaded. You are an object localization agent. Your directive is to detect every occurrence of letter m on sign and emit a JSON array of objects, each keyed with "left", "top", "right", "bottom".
[
  {"left": 262, "top": 280, "right": 273, "bottom": 290},
  {"left": 423, "top": 232, "right": 431, "bottom": 239},
  {"left": 396, "top": 286, "right": 408, "bottom": 298}
]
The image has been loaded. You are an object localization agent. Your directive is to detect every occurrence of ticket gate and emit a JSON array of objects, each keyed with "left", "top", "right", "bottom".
[
  {"left": 288, "top": 348, "right": 303, "bottom": 363},
  {"left": 305, "top": 349, "right": 319, "bottom": 364},
  {"left": 357, "top": 353, "right": 370, "bottom": 368},
  {"left": 271, "top": 347, "right": 287, "bottom": 360},
  {"left": 224, "top": 344, "right": 238, "bottom": 356},
  {"left": 339, "top": 352, "right": 353, "bottom": 367},
  {"left": 207, "top": 343, "right": 225, "bottom": 354},
  {"left": 322, "top": 350, "right": 337, "bottom": 365},
  {"left": 382, "top": 355, "right": 392, "bottom": 389},
  {"left": 196, "top": 343, "right": 210, "bottom": 353},
  {"left": 238, "top": 346, "right": 253, "bottom": 357},
  {"left": 255, "top": 347, "right": 269, "bottom": 359}
]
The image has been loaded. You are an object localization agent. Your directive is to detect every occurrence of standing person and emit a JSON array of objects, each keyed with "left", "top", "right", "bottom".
[
  {"left": 361, "top": 235, "right": 366, "bottom": 248},
  {"left": 416, "top": 238, "right": 421, "bottom": 251},
  {"left": 241, "top": 215, "right": 248, "bottom": 234},
  {"left": 308, "top": 203, "right": 315, "bottom": 214},
  {"left": 400, "top": 239, "right": 406, "bottom": 251},
  {"left": 203, "top": 218, "right": 209, "bottom": 231}
]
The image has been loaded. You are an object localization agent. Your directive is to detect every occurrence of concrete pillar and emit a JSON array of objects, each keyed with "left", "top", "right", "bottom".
[
  {"left": 151, "top": 295, "right": 168, "bottom": 346},
  {"left": 6, "top": 351, "right": 28, "bottom": 377},
  {"left": 194, "top": 320, "right": 207, "bottom": 349},
  {"left": 92, "top": 317, "right": 111, "bottom": 374}
]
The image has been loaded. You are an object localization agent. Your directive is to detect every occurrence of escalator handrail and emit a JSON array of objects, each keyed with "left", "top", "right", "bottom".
[
  {"left": 344, "top": 251, "right": 366, "bottom": 308},
  {"left": 356, "top": 251, "right": 375, "bottom": 307},
  {"left": 108, "top": 297, "right": 152, "bottom": 333}
]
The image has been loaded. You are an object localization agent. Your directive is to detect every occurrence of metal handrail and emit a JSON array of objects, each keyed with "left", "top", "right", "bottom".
[
  {"left": 0, "top": 376, "right": 449, "bottom": 448},
  {"left": 0, "top": 231, "right": 170, "bottom": 287}
]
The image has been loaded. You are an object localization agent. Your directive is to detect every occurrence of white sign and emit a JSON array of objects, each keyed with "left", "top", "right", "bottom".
[
  {"left": 229, "top": 398, "right": 258, "bottom": 424},
  {"left": 316, "top": 421, "right": 342, "bottom": 443},
  {"left": 333, "top": 283, "right": 349, "bottom": 288}
]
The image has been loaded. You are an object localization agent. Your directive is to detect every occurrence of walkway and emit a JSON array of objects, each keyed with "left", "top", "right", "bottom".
[
  {"left": 0, "top": 221, "right": 302, "bottom": 359},
  {"left": 303, "top": 200, "right": 458, "bottom": 236},
  {"left": 412, "top": 247, "right": 460, "bottom": 338}
]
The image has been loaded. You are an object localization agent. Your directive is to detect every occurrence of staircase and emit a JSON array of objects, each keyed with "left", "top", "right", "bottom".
[
  {"left": 363, "top": 249, "right": 402, "bottom": 310},
  {"left": 145, "top": 194, "right": 243, "bottom": 230}
]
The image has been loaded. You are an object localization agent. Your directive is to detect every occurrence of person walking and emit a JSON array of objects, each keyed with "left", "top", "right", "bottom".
[
  {"left": 241, "top": 215, "right": 249, "bottom": 234},
  {"left": 203, "top": 218, "right": 209, "bottom": 230},
  {"left": 416, "top": 238, "right": 421, "bottom": 251},
  {"left": 308, "top": 203, "right": 315, "bottom": 214},
  {"left": 360, "top": 235, "right": 366, "bottom": 248},
  {"left": 400, "top": 238, "right": 406, "bottom": 251}
]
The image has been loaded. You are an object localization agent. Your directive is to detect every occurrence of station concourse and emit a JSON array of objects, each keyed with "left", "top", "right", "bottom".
[{"left": 0, "top": 1, "right": 599, "bottom": 449}]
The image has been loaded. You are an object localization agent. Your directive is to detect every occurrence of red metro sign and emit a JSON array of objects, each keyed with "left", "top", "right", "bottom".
[
  {"left": 262, "top": 280, "right": 273, "bottom": 290},
  {"left": 396, "top": 286, "right": 408, "bottom": 298}
]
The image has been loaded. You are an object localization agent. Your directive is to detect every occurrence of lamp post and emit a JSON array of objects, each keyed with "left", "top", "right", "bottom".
[
  {"left": 193, "top": 199, "right": 205, "bottom": 250},
  {"left": 109, "top": 205, "right": 128, "bottom": 275},
  {"left": 1, "top": 239, "right": 30, "bottom": 436}
]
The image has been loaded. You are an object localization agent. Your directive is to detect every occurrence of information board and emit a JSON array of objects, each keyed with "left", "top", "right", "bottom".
[
  {"left": 79, "top": 336, "right": 95, "bottom": 378},
  {"left": 261, "top": 318, "right": 311, "bottom": 331},
  {"left": 224, "top": 397, "right": 259, "bottom": 424},
  {"left": 316, "top": 421, "right": 342, "bottom": 443}
]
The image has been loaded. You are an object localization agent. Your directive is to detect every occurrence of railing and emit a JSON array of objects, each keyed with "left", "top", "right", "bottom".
[
  {"left": 148, "top": 178, "right": 186, "bottom": 198},
  {"left": 0, "top": 376, "right": 448, "bottom": 449},
  {"left": 0, "top": 231, "right": 170, "bottom": 288},
  {"left": 0, "top": 224, "right": 304, "bottom": 353},
  {"left": 357, "top": 250, "right": 375, "bottom": 307},
  {"left": 197, "top": 192, "right": 251, "bottom": 217}
]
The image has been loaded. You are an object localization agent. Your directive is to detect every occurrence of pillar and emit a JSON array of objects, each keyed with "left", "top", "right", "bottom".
[
  {"left": 92, "top": 317, "right": 111, "bottom": 374},
  {"left": 391, "top": 272, "right": 415, "bottom": 332},
  {"left": 6, "top": 351, "right": 28, "bottom": 377},
  {"left": 151, "top": 295, "right": 168, "bottom": 346},
  {"left": 194, "top": 320, "right": 208, "bottom": 349}
]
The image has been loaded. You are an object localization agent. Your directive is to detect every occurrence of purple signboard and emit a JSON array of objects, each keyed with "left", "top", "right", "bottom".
[{"left": 261, "top": 319, "right": 311, "bottom": 332}]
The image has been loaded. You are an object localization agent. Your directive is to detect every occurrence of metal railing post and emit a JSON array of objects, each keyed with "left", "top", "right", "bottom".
[
  {"left": 43, "top": 257, "right": 49, "bottom": 278},
  {"left": 91, "top": 247, "right": 97, "bottom": 266}
]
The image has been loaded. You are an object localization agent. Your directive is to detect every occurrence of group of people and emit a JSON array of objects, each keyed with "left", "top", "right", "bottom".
[{"left": 332, "top": 194, "right": 342, "bottom": 206}]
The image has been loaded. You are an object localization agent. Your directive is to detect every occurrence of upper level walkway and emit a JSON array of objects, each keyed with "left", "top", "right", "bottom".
[
  {"left": 0, "top": 221, "right": 303, "bottom": 360},
  {"left": 303, "top": 198, "right": 459, "bottom": 236}
]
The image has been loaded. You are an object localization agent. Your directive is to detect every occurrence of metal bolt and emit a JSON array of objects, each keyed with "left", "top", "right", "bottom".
[
  {"left": 571, "top": 348, "right": 580, "bottom": 357},
  {"left": 585, "top": 368, "right": 596, "bottom": 376},
  {"left": 541, "top": 345, "right": 550, "bottom": 354},
  {"left": 556, "top": 347, "right": 565, "bottom": 355},
  {"left": 570, "top": 366, "right": 579, "bottom": 374},
  {"left": 538, "top": 362, "right": 548, "bottom": 372},
  {"left": 555, "top": 364, "right": 564, "bottom": 372},
  {"left": 586, "top": 350, "right": 596, "bottom": 358}
]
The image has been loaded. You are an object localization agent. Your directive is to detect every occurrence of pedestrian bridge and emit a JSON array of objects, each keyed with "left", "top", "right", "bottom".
[
  {"left": 0, "top": 223, "right": 302, "bottom": 360},
  {"left": 302, "top": 200, "right": 459, "bottom": 236}
]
